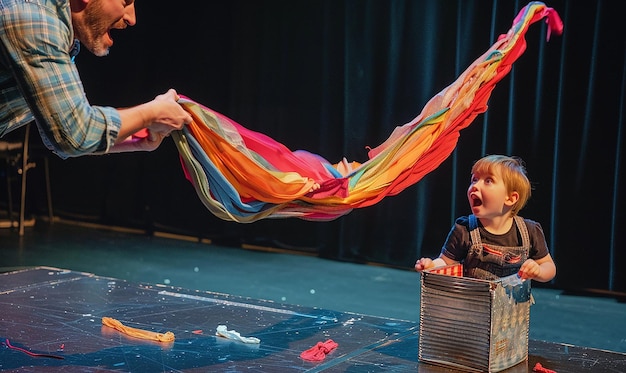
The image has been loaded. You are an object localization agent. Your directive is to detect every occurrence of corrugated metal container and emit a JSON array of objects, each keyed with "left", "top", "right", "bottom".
[{"left": 418, "top": 264, "right": 531, "bottom": 372}]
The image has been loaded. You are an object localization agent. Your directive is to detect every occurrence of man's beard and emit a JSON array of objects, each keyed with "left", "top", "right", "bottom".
[{"left": 74, "top": 0, "right": 112, "bottom": 57}]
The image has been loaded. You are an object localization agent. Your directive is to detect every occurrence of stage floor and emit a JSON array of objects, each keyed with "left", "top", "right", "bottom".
[{"left": 1, "top": 267, "right": 625, "bottom": 372}]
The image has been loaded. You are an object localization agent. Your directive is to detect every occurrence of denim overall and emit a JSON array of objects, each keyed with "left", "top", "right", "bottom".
[{"left": 465, "top": 215, "right": 530, "bottom": 280}]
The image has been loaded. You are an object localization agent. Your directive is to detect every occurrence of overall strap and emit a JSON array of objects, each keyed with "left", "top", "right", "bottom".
[
  {"left": 513, "top": 215, "right": 531, "bottom": 250},
  {"left": 468, "top": 214, "right": 481, "bottom": 245}
]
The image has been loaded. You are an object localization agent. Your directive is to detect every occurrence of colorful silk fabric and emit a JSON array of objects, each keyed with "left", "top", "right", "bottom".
[{"left": 171, "top": 2, "right": 562, "bottom": 223}]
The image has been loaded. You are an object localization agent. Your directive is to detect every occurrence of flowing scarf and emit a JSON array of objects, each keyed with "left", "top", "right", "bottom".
[{"left": 170, "top": 2, "right": 562, "bottom": 223}]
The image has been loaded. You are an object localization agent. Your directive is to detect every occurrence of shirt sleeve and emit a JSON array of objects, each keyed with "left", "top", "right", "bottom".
[
  {"left": 525, "top": 219, "right": 550, "bottom": 260},
  {"left": 0, "top": 1, "right": 121, "bottom": 158},
  {"left": 441, "top": 216, "right": 471, "bottom": 261}
]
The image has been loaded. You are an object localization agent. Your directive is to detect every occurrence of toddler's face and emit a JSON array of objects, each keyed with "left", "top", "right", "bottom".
[{"left": 467, "top": 167, "right": 513, "bottom": 219}]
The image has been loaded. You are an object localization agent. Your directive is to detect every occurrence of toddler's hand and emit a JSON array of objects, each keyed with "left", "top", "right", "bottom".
[
  {"left": 414, "top": 258, "right": 434, "bottom": 272},
  {"left": 518, "top": 259, "right": 541, "bottom": 280}
]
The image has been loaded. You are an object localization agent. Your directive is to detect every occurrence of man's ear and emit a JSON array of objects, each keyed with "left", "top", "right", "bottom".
[{"left": 70, "top": 0, "right": 89, "bottom": 12}]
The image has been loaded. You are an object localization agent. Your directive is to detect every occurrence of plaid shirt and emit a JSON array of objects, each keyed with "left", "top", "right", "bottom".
[{"left": 0, "top": 0, "right": 121, "bottom": 158}]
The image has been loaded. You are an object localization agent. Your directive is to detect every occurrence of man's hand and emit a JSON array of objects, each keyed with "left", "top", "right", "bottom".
[
  {"left": 116, "top": 88, "right": 192, "bottom": 144},
  {"left": 146, "top": 89, "right": 192, "bottom": 136},
  {"left": 107, "top": 128, "right": 165, "bottom": 153}
]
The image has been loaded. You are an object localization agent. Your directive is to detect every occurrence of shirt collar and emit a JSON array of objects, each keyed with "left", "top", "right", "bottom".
[{"left": 69, "top": 40, "right": 81, "bottom": 63}]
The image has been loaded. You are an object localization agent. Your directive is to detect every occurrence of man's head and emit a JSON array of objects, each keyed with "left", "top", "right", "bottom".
[{"left": 70, "top": 0, "right": 136, "bottom": 56}]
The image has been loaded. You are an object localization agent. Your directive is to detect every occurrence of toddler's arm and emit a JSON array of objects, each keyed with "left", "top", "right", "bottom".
[
  {"left": 518, "top": 254, "right": 556, "bottom": 282},
  {"left": 414, "top": 256, "right": 457, "bottom": 272}
]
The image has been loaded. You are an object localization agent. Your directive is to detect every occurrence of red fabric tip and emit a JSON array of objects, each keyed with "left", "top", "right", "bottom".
[
  {"left": 132, "top": 128, "right": 149, "bottom": 139},
  {"left": 534, "top": 362, "right": 557, "bottom": 373},
  {"left": 4, "top": 339, "right": 64, "bottom": 360},
  {"left": 300, "top": 339, "right": 338, "bottom": 361}
]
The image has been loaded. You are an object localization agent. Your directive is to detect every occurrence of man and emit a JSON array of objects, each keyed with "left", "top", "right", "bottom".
[{"left": 0, "top": 0, "right": 192, "bottom": 158}]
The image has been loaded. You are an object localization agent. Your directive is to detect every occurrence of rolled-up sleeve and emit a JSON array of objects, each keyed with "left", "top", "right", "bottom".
[{"left": 0, "top": 0, "right": 121, "bottom": 158}]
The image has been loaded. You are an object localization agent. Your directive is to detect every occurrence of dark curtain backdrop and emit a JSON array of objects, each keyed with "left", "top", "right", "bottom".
[{"left": 38, "top": 0, "right": 624, "bottom": 293}]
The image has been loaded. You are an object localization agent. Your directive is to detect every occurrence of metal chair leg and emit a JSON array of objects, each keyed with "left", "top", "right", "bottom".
[
  {"left": 18, "top": 124, "right": 30, "bottom": 236},
  {"left": 44, "top": 156, "right": 54, "bottom": 222},
  {"left": 6, "top": 160, "right": 14, "bottom": 226}
]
